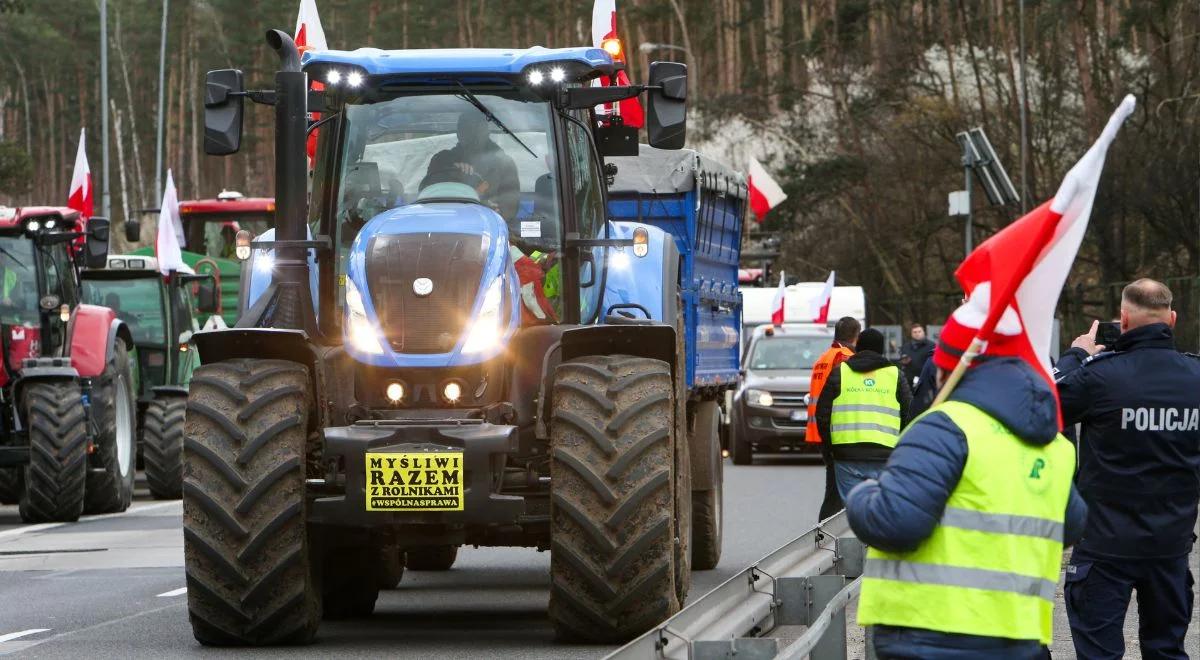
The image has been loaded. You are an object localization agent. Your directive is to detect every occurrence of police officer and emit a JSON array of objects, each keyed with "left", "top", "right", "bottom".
[
  {"left": 1056, "top": 278, "right": 1200, "bottom": 659},
  {"left": 848, "top": 292, "right": 1087, "bottom": 659}
]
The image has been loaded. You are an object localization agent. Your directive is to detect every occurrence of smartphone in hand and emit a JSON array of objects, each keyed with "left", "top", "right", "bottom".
[{"left": 1096, "top": 321, "right": 1121, "bottom": 348}]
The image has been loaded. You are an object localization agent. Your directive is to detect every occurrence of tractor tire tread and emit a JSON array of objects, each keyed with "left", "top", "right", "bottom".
[
  {"left": 18, "top": 381, "right": 87, "bottom": 523},
  {"left": 144, "top": 398, "right": 186, "bottom": 499}
]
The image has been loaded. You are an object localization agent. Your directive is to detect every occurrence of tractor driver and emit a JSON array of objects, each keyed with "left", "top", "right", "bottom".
[{"left": 420, "top": 110, "right": 520, "bottom": 221}]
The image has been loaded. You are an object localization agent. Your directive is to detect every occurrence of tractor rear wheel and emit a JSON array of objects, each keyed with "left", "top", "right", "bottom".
[
  {"left": 0, "top": 468, "right": 21, "bottom": 505},
  {"left": 183, "top": 359, "right": 320, "bottom": 646},
  {"left": 143, "top": 397, "right": 186, "bottom": 499},
  {"left": 18, "top": 381, "right": 87, "bottom": 523},
  {"left": 405, "top": 545, "right": 458, "bottom": 571},
  {"left": 84, "top": 342, "right": 137, "bottom": 514},
  {"left": 549, "top": 355, "right": 679, "bottom": 642},
  {"left": 690, "top": 401, "right": 723, "bottom": 570}
]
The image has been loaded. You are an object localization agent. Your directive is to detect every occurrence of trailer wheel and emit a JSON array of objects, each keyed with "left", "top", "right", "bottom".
[
  {"left": 0, "top": 468, "right": 21, "bottom": 505},
  {"left": 18, "top": 381, "right": 87, "bottom": 523},
  {"left": 84, "top": 342, "right": 137, "bottom": 514},
  {"left": 143, "top": 397, "right": 186, "bottom": 499},
  {"left": 322, "top": 546, "right": 379, "bottom": 619},
  {"left": 183, "top": 359, "right": 320, "bottom": 646},
  {"left": 690, "top": 401, "right": 723, "bottom": 570},
  {"left": 405, "top": 545, "right": 458, "bottom": 571},
  {"left": 549, "top": 355, "right": 679, "bottom": 642}
]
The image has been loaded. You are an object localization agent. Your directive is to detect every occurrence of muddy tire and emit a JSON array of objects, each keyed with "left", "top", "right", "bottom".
[
  {"left": 0, "top": 467, "right": 20, "bottom": 505},
  {"left": 18, "top": 381, "right": 87, "bottom": 523},
  {"left": 183, "top": 359, "right": 320, "bottom": 646},
  {"left": 549, "top": 355, "right": 678, "bottom": 643},
  {"left": 143, "top": 397, "right": 186, "bottom": 499},
  {"left": 405, "top": 545, "right": 458, "bottom": 571},
  {"left": 730, "top": 407, "right": 753, "bottom": 466},
  {"left": 84, "top": 342, "right": 137, "bottom": 514},
  {"left": 322, "top": 546, "right": 380, "bottom": 620},
  {"left": 376, "top": 545, "right": 405, "bottom": 589},
  {"left": 690, "top": 401, "right": 723, "bottom": 570}
]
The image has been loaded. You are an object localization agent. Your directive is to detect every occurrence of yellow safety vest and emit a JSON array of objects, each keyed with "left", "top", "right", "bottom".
[
  {"left": 829, "top": 363, "right": 901, "bottom": 448},
  {"left": 857, "top": 400, "right": 1074, "bottom": 645}
]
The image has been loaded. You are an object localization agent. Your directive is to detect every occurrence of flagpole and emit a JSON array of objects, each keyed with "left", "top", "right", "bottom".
[
  {"left": 154, "top": 0, "right": 169, "bottom": 198},
  {"left": 100, "top": 0, "right": 111, "bottom": 218}
]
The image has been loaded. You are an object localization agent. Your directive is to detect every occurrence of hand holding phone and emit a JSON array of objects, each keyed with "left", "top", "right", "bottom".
[{"left": 1096, "top": 321, "right": 1121, "bottom": 348}]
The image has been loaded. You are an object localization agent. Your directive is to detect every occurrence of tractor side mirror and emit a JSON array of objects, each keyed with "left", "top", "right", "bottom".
[
  {"left": 124, "top": 217, "right": 141, "bottom": 243},
  {"left": 205, "top": 69, "right": 245, "bottom": 156},
  {"left": 85, "top": 217, "right": 111, "bottom": 269},
  {"left": 646, "top": 62, "right": 687, "bottom": 150},
  {"left": 195, "top": 276, "right": 220, "bottom": 314}
]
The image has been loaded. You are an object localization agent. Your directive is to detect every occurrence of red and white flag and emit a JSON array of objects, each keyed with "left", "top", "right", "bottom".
[
  {"left": 294, "top": 0, "right": 327, "bottom": 52},
  {"left": 770, "top": 271, "right": 785, "bottom": 325},
  {"left": 67, "top": 128, "right": 93, "bottom": 218},
  {"left": 155, "top": 170, "right": 192, "bottom": 275},
  {"left": 952, "top": 94, "right": 1136, "bottom": 410},
  {"left": 747, "top": 157, "right": 787, "bottom": 223},
  {"left": 810, "top": 271, "right": 835, "bottom": 324},
  {"left": 590, "top": 0, "right": 644, "bottom": 128}
]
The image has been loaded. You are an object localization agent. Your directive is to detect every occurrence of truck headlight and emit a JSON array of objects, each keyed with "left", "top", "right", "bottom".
[
  {"left": 745, "top": 389, "right": 774, "bottom": 407},
  {"left": 345, "top": 277, "right": 384, "bottom": 354},
  {"left": 462, "top": 276, "right": 504, "bottom": 354}
]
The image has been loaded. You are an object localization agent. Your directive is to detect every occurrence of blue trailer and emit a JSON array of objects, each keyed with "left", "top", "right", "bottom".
[
  {"left": 604, "top": 145, "right": 745, "bottom": 394},
  {"left": 186, "top": 30, "right": 729, "bottom": 647}
]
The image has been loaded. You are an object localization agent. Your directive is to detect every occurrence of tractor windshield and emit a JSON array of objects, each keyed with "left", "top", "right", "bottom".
[
  {"left": 328, "top": 89, "right": 559, "bottom": 253},
  {"left": 0, "top": 237, "right": 39, "bottom": 325},
  {"left": 80, "top": 277, "right": 167, "bottom": 345},
  {"left": 184, "top": 215, "right": 273, "bottom": 260}
]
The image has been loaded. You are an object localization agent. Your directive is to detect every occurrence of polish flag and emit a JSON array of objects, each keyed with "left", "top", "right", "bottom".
[
  {"left": 770, "top": 271, "right": 785, "bottom": 325},
  {"left": 293, "top": 0, "right": 327, "bottom": 52},
  {"left": 747, "top": 157, "right": 787, "bottom": 223},
  {"left": 67, "top": 128, "right": 93, "bottom": 218},
  {"left": 950, "top": 95, "right": 1136, "bottom": 414},
  {"left": 810, "top": 271, "right": 835, "bottom": 324},
  {"left": 295, "top": 0, "right": 327, "bottom": 163},
  {"left": 591, "top": 0, "right": 644, "bottom": 128},
  {"left": 155, "top": 170, "right": 192, "bottom": 275}
]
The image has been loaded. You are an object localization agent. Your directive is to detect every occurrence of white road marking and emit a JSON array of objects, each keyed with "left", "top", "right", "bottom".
[
  {"left": 155, "top": 587, "right": 186, "bottom": 598},
  {"left": 0, "top": 629, "right": 50, "bottom": 643},
  {"left": 0, "top": 501, "right": 180, "bottom": 541}
]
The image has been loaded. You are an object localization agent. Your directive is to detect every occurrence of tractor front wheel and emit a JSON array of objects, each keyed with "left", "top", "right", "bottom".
[
  {"left": 183, "top": 359, "right": 320, "bottom": 646},
  {"left": 84, "top": 342, "right": 137, "bottom": 514},
  {"left": 548, "top": 355, "right": 679, "bottom": 643},
  {"left": 18, "top": 381, "right": 87, "bottom": 523},
  {"left": 143, "top": 397, "right": 186, "bottom": 499}
]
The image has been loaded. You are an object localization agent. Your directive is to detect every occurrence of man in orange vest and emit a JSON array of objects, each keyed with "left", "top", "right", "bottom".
[{"left": 807, "top": 316, "right": 859, "bottom": 519}]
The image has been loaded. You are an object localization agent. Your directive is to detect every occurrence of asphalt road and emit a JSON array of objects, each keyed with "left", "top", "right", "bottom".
[{"left": 0, "top": 455, "right": 827, "bottom": 658}]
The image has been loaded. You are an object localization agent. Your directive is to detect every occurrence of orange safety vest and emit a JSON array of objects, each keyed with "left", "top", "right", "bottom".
[{"left": 805, "top": 343, "right": 854, "bottom": 444}]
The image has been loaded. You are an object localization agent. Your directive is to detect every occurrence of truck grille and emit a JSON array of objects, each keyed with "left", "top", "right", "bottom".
[
  {"left": 366, "top": 232, "right": 486, "bottom": 354},
  {"left": 769, "top": 392, "right": 808, "bottom": 408}
]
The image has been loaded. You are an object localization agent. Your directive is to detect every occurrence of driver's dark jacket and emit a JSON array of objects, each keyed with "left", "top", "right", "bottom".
[
  {"left": 420, "top": 139, "right": 520, "bottom": 220},
  {"left": 815, "top": 349, "right": 912, "bottom": 461},
  {"left": 1055, "top": 322, "right": 1200, "bottom": 560}
]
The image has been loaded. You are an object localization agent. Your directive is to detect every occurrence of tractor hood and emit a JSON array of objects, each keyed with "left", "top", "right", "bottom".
[{"left": 344, "top": 202, "right": 520, "bottom": 368}]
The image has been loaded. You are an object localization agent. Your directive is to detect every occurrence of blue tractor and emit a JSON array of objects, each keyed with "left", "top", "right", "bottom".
[{"left": 187, "top": 29, "right": 739, "bottom": 646}]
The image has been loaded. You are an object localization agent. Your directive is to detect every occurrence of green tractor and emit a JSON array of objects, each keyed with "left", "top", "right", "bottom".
[
  {"left": 80, "top": 255, "right": 221, "bottom": 498},
  {"left": 126, "top": 191, "right": 272, "bottom": 327}
]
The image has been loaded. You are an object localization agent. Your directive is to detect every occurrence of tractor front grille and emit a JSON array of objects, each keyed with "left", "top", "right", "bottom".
[{"left": 366, "top": 232, "right": 487, "bottom": 354}]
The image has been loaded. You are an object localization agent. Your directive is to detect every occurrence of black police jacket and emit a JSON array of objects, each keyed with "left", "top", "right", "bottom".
[{"left": 1056, "top": 323, "right": 1200, "bottom": 559}]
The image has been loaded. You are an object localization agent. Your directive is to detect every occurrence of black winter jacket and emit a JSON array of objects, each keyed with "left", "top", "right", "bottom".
[{"left": 815, "top": 350, "right": 912, "bottom": 462}]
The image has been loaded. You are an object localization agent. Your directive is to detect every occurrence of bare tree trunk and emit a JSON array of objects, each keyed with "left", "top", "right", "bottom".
[
  {"left": 9, "top": 56, "right": 32, "bottom": 154},
  {"left": 1069, "top": 0, "right": 1100, "bottom": 133},
  {"left": 666, "top": 0, "right": 697, "bottom": 101},
  {"left": 111, "top": 101, "right": 130, "bottom": 232},
  {"left": 764, "top": 0, "right": 784, "bottom": 112},
  {"left": 113, "top": 8, "right": 147, "bottom": 209}
]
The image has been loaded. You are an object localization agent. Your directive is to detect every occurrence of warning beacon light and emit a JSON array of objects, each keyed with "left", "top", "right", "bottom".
[{"left": 601, "top": 37, "right": 624, "bottom": 63}]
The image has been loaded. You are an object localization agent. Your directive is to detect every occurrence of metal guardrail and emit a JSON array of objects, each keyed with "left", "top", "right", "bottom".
[{"left": 608, "top": 511, "right": 864, "bottom": 660}]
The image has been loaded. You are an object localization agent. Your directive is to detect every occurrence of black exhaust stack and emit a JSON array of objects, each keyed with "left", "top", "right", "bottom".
[{"left": 242, "top": 29, "right": 317, "bottom": 333}]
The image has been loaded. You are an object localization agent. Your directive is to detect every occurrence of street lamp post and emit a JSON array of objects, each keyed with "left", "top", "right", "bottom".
[
  {"left": 154, "top": 0, "right": 169, "bottom": 199},
  {"left": 100, "top": 0, "right": 110, "bottom": 218}
]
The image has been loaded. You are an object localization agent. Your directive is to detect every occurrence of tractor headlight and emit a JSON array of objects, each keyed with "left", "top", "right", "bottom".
[
  {"left": 345, "top": 277, "right": 384, "bottom": 354},
  {"left": 745, "top": 389, "right": 774, "bottom": 407},
  {"left": 462, "top": 276, "right": 504, "bottom": 354}
]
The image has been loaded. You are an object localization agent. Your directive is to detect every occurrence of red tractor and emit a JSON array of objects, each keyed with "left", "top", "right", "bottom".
[{"left": 0, "top": 206, "right": 138, "bottom": 522}]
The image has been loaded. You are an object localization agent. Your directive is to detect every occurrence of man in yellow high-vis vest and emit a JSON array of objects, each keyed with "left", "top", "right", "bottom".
[
  {"left": 845, "top": 303, "right": 1088, "bottom": 659},
  {"left": 816, "top": 328, "right": 911, "bottom": 500}
]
